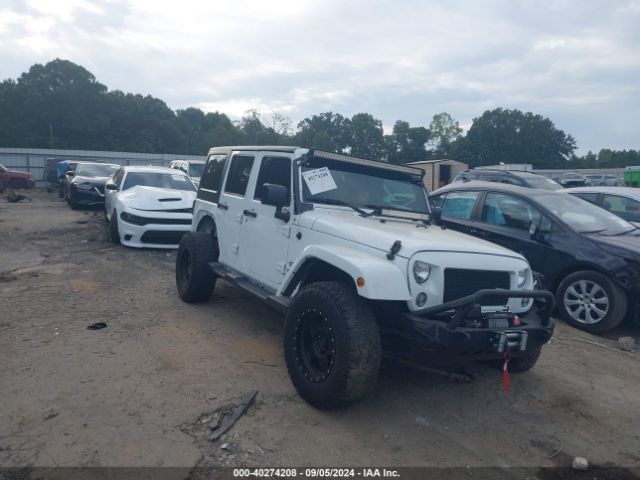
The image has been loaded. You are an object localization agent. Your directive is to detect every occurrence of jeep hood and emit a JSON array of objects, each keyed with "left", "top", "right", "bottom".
[
  {"left": 308, "top": 210, "right": 524, "bottom": 260},
  {"left": 119, "top": 186, "right": 196, "bottom": 211}
]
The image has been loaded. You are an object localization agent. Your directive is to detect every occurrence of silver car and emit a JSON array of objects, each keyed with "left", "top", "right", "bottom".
[
  {"left": 564, "top": 186, "right": 640, "bottom": 226},
  {"left": 584, "top": 174, "right": 619, "bottom": 186}
]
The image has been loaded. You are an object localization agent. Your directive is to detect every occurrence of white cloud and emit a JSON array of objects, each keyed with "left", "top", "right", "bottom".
[{"left": 0, "top": 0, "right": 638, "bottom": 153}]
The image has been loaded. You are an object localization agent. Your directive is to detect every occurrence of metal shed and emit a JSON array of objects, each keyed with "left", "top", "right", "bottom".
[{"left": 407, "top": 159, "right": 468, "bottom": 191}]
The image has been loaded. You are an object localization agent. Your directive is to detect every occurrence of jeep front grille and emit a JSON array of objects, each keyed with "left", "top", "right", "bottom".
[{"left": 443, "top": 269, "right": 510, "bottom": 304}]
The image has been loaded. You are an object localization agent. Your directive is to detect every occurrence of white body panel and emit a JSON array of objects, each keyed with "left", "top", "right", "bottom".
[
  {"left": 192, "top": 148, "right": 535, "bottom": 314},
  {"left": 105, "top": 166, "right": 196, "bottom": 249}
]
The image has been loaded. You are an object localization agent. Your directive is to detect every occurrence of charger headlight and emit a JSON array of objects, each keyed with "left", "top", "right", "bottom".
[
  {"left": 75, "top": 183, "right": 93, "bottom": 190},
  {"left": 517, "top": 268, "right": 530, "bottom": 288},
  {"left": 413, "top": 261, "right": 431, "bottom": 284}
]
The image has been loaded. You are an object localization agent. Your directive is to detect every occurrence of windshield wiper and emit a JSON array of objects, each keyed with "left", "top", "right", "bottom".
[
  {"left": 316, "top": 199, "right": 374, "bottom": 217},
  {"left": 606, "top": 227, "right": 638, "bottom": 236},
  {"left": 580, "top": 228, "right": 608, "bottom": 234}
]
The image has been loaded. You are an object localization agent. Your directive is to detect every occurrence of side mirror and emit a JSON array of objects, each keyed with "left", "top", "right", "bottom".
[
  {"left": 431, "top": 206, "right": 442, "bottom": 225},
  {"left": 261, "top": 184, "right": 289, "bottom": 208},
  {"left": 105, "top": 183, "right": 118, "bottom": 191},
  {"left": 261, "top": 183, "right": 290, "bottom": 222}
]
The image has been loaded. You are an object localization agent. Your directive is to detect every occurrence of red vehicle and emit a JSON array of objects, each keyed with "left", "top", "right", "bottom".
[{"left": 0, "top": 164, "right": 35, "bottom": 191}]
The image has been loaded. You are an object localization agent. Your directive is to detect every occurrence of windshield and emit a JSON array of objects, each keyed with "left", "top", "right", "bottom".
[
  {"left": 122, "top": 172, "right": 196, "bottom": 192},
  {"left": 76, "top": 163, "right": 119, "bottom": 177},
  {"left": 525, "top": 176, "right": 563, "bottom": 191},
  {"left": 537, "top": 193, "right": 635, "bottom": 235},
  {"left": 300, "top": 157, "right": 429, "bottom": 214},
  {"left": 189, "top": 163, "right": 205, "bottom": 178}
]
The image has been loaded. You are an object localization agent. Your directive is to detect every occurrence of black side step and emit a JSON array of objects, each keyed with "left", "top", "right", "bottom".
[{"left": 208, "top": 262, "right": 290, "bottom": 314}]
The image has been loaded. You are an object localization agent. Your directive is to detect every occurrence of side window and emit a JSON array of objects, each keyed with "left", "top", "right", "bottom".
[
  {"left": 199, "top": 154, "right": 227, "bottom": 202},
  {"left": 254, "top": 156, "right": 291, "bottom": 200},
  {"left": 482, "top": 193, "right": 541, "bottom": 231},
  {"left": 572, "top": 192, "right": 599, "bottom": 205},
  {"left": 441, "top": 191, "right": 480, "bottom": 220},
  {"left": 602, "top": 195, "right": 640, "bottom": 223},
  {"left": 224, "top": 155, "right": 254, "bottom": 196},
  {"left": 114, "top": 169, "right": 125, "bottom": 188},
  {"left": 502, "top": 176, "right": 524, "bottom": 186}
]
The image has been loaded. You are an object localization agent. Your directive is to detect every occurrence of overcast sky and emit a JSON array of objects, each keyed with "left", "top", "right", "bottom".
[{"left": 1, "top": 0, "right": 639, "bottom": 154}]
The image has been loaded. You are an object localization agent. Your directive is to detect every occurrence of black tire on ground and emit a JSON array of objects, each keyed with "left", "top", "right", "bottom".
[
  {"left": 284, "top": 281, "right": 381, "bottom": 409},
  {"left": 69, "top": 193, "right": 79, "bottom": 210},
  {"left": 508, "top": 347, "right": 542, "bottom": 373},
  {"left": 556, "top": 270, "right": 627, "bottom": 333},
  {"left": 175, "top": 232, "right": 218, "bottom": 303},
  {"left": 109, "top": 212, "right": 121, "bottom": 244}
]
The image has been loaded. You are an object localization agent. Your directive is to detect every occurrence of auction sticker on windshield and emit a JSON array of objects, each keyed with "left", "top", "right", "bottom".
[{"left": 302, "top": 167, "right": 337, "bottom": 195}]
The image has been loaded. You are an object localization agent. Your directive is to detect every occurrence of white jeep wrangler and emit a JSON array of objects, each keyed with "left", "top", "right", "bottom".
[{"left": 176, "top": 147, "right": 555, "bottom": 408}]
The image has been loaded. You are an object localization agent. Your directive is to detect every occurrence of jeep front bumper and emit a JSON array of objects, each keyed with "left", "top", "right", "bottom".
[{"left": 384, "top": 289, "right": 555, "bottom": 365}]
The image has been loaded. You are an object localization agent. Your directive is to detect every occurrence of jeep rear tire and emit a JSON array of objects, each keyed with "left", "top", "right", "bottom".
[
  {"left": 284, "top": 281, "right": 381, "bottom": 409},
  {"left": 176, "top": 232, "right": 218, "bottom": 303}
]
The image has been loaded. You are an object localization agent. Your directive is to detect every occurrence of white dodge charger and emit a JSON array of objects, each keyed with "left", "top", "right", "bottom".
[{"left": 104, "top": 166, "right": 197, "bottom": 248}]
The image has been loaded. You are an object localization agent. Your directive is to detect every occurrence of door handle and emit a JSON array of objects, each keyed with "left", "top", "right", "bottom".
[
  {"left": 217, "top": 203, "right": 228, "bottom": 210},
  {"left": 243, "top": 209, "right": 257, "bottom": 218}
]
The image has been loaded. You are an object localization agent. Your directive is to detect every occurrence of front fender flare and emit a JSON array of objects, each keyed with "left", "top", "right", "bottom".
[{"left": 279, "top": 244, "right": 411, "bottom": 301}]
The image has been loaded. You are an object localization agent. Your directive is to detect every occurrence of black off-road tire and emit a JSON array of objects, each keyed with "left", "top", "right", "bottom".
[
  {"left": 508, "top": 347, "right": 542, "bottom": 373},
  {"left": 109, "top": 212, "right": 121, "bottom": 244},
  {"left": 556, "top": 270, "right": 627, "bottom": 333},
  {"left": 284, "top": 281, "right": 381, "bottom": 409},
  {"left": 176, "top": 232, "right": 218, "bottom": 303}
]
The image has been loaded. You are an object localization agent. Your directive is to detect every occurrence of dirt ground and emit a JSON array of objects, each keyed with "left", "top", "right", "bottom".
[{"left": 1, "top": 190, "right": 639, "bottom": 478}]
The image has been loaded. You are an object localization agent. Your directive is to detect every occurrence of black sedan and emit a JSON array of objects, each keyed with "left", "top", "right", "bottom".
[
  {"left": 431, "top": 181, "right": 640, "bottom": 333},
  {"left": 67, "top": 162, "right": 120, "bottom": 209}
]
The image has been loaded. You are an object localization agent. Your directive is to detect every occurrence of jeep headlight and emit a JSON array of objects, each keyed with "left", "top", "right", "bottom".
[
  {"left": 413, "top": 261, "right": 431, "bottom": 284},
  {"left": 517, "top": 268, "right": 530, "bottom": 288}
]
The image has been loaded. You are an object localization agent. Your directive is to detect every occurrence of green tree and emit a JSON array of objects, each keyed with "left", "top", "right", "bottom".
[
  {"left": 295, "top": 112, "right": 352, "bottom": 152},
  {"left": 454, "top": 108, "right": 576, "bottom": 168},
  {"left": 427, "top": 112, "right": 462, "bottom": 158},
  {"left": 384, "top": 120, "right": 430, "bottom": 164},
  {"left": 349, "top": 113, "right": 386, "bottom": 160}
]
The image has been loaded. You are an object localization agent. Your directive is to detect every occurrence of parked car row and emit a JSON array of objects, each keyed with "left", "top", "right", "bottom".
[
  {"left": 57, "top": 147, "right": 638, "bottom": 409},
  {"left": 431, "top": 181, "right": 640, "bottom": 333},
  {"left": 452, "top": 169, "right": 622, "bottom": 190},
  {"left": 58, "top": 160, "right": 198, "bottom": 248}
]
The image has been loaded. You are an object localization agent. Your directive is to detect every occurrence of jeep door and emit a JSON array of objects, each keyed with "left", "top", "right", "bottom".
[
  {"left": 470, "top": 192, "right": 550, "bottom": 272},
  {"left": 239, "top": 154, "right": 292, "bottom": 287},
  {"left": 217, "top": 153, "right": 256, "bottom": 268}
]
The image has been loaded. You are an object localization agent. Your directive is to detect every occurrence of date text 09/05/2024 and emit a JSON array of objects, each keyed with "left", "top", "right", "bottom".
[{"left": 233, "top": 468, "right": 401, "bottom": 478}]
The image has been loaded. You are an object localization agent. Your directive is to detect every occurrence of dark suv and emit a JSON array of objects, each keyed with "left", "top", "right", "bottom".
[{"left": 452, "top": 169, "right": 562, "bottom": 191}]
